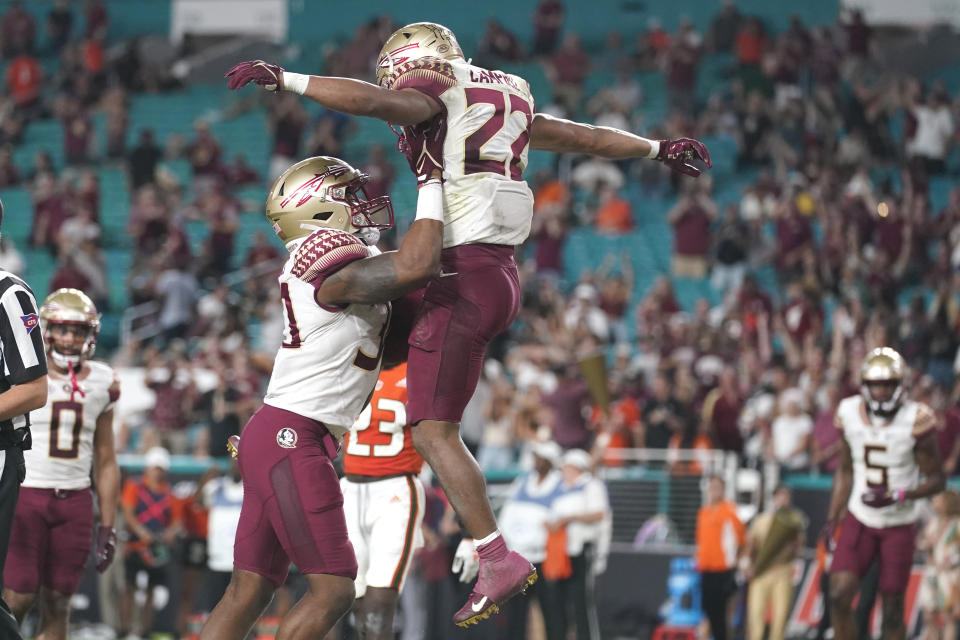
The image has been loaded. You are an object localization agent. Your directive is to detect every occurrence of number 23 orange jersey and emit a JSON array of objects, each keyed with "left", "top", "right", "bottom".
[{"left": 343, "top": 363, "right": 423, "bottom": 477}]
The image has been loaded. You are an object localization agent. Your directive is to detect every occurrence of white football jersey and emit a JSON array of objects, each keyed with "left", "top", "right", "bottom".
[
  {"left": 23, "top": 360, "right": 118, "bottom": 490},
  {"left": 395, "top": 58, "right": 536, "bottom": 249},
  {"left": 263, "top": 228, "right": 389, "bottom": 438},
  {"left": 837, "top": 395, "right": 936, "bottom": 528}
]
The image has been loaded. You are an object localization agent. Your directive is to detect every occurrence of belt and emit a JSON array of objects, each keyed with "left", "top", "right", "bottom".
[{"left": 345, "top": 472, "right": 415, "bottom": 484}]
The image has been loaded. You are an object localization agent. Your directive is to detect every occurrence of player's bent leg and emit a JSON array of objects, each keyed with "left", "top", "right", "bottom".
[
  {"left": 34, "top": 587, "right": 70, "bottom": 640},
  {"left": 411, "top": 420, "right": 497, "bottom": 538},
  {"left": 829, "top": 571, "right": 860, "bottom": 640},
  {"left": 275, "top": 572, "right": 354, "bottom": 640},
  {"left": 355, "top": 587, "right": 400, "bottom": 640},
  {"left": 199, "top": 569, "right": 276, "bottom": 640},
  {"left": 3, "top": 589, "right": 35, "bottom": 625},
  {"left": 880, "top": 593, "right": 906, "bottom": 640}
]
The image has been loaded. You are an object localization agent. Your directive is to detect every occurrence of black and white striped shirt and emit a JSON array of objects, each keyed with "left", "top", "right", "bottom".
[{"left": 0, "top": 271, "right": 46, "bottom": 433}]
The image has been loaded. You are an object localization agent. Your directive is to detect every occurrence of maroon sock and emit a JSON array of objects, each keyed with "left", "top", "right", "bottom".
[{"left": 476, "top": 534, "right": 508, "bottom": 563}]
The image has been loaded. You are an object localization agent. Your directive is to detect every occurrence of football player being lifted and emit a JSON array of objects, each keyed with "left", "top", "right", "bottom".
[
  {"left": 199, "top": 150, "right": 445, "bottom": 640},
  {"left": 2, "top": 289, "right": 120, "bottom": 640},
  {"left": 225, "top": 21, "right": 712, "bottom": 626},
  {"left": 825, "top": 347, "right": 945, "bottom": 640}
]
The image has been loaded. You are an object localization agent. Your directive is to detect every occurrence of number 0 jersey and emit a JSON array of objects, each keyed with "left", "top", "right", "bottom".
[
  {"left": 263, "top": 228, "right": 390, "bottom": 438},
  {"left": 394, "top": 57, "right": 536, "bottom": 249},
  {"left": 22, "top": 360, "right": 119, "bottom": 490},
  {"left": 343, "top": 363, "right": 423, "bottom": 476},
  {"left": 837, "top": 395, "right": 937, "bottom": 528}
]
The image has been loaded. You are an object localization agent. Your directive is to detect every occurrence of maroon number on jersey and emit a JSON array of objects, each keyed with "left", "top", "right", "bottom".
[{"left": 463, "top": 88, "right": 532, "bottom": 181}]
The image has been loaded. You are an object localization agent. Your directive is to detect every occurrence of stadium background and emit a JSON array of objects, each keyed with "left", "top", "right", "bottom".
[{"left": 0, "top": 0, "right": 958, "bottom": 638}]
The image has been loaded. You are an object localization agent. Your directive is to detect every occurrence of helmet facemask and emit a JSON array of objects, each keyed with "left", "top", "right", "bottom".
[
  {"left": 859, "top": 347, "right": 907, "bottom": 418},
  {"left": 45, "top": 322, "right": 97, "bottom": 369}
]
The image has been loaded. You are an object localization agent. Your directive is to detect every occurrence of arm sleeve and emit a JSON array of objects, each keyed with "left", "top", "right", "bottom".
[{"left": 0, "top": 284, "right": 47, "bottom": 385}]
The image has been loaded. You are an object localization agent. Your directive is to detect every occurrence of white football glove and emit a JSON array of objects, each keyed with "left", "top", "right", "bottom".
[{"left": 451, "top": 538, "right": 479, "bottom": 583}]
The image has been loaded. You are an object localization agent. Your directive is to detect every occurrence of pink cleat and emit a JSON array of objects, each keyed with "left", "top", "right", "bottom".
[{"left": 453, "top": 551, "right": 538, "bottom": 627}]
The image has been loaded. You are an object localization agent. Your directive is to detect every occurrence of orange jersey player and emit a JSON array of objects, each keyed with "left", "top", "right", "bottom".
[{"left": 340, "top": 363, "right": 425, "bottom": 639}]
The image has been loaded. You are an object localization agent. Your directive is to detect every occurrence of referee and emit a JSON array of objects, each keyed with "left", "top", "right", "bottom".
[{"left": 0, "top": 201, "right": 49, "bottom": 640}]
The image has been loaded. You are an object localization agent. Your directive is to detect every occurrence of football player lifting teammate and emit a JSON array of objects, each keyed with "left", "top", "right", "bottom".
[
  {"left": 199, "top": 147, "right": 445, "bottom": 640},
  {"left": 825, "top": 347, "right": 945, "bottom": 640},
  {"left": 3, "top": 289, "right": 120, "bottom": 640},
  {"left": 225, "top": 21, "right": 712, "bottom": 626}
]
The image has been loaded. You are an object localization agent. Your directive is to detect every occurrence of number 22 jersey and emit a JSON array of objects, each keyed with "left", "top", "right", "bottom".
[
  {"left": 393, "top": 57, "right": 536, "bottom": 249},
  {"left": 836, "top": 394, "right": 937, "bottom": 529}
]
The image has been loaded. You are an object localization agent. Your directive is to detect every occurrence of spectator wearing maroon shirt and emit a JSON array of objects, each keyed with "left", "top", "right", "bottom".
[
  {"left": 84, "top": 0, "right": 108, "bottom": 40},
  {"left": 843, "top": 9, "right": 871, "bottom": 59},
  {"left": 548, "top": 33, "right": 591, "bottom": 112},
  {"left": 224, "top": 153, "right": 260, "bottom": 186},
  {"left": 941, "top": 404, "right": 960, "bottom": 476},
  {"left": 780, "top": 282, "right": 823, "bottom": 347},
  {"left": 105, "top": 104, "right": 129, "bottom": 159},
  {"left": 245, "top": 232, "right": 280, "bottom": 269},
  {"left": 666, "top": 20, "right": 702, "bottom": 116},
  {"left": 532, "top": 0, "right": 565, "bottom": 55},
  {"left": 62, "top": 101, "right": 94, "bottom": 165},
  {"left": 477, "top": 20, "right": 525, "bottom": 65},
  {"left": 542, "top": 364, "right": 593, "bottom": 451},
  {"left": 76, "top": 169, "right": 100, "bottom": 222},
  {"left": 268, "top": 94, "right": 307, "bottom": 181},
  {"left": 774, "top": 196, "right": 813, "bottom": 279},
  {"left": 668, "top": 183, "right": 718, "bottom": 278},
  {"left": 31, "top": 173, "right": 72, "bottom": 252},
  {"left": 1, "top": 0, "right": 35, "bottom": 58},
  {"left": 146, "top": 354, "right": 197, "bottom": 454},
  {"left": 198, "top": 186, "right": 240, "bottom": 279},
  {"left": 0, "top": 145, "right": 20, "bottom": 187},
  {"left": 187, "top": 119, "right": 222, "bottom": 180},
  {"left": 50, "top": 253, "right": 93, "bottom": 292},
  {"left": 360, "top": 144, "right": 395, "bottom": 200},
  {"left": 700, "top": 367, "right": 744, "bottom": 454}
]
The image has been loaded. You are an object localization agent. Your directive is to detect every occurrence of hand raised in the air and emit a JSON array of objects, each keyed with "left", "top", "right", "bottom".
[
  {"left": 95, "top": 525, "right": 117, "bottom": 573},
  {"left": 656, "top": 137, "right": 712, "bottom": 178},
  {"left": 225, "top": 60, "right": 285, "bottom": 91},
  {"left": 395, "top": 117, "right": 446, "bottom": 186}
]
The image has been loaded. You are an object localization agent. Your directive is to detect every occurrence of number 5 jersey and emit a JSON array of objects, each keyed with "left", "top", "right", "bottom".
[
  {"left": 837, "top": 394, "right": 937, "bottom": 528},
  {"left": 22, "top": 361, "right": 119, "bottom": 490},
  {"left": 392, "top": 57, "right": 536, "bottom": 249}
]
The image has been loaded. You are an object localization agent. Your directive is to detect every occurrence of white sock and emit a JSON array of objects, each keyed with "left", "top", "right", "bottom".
[{"left": 474, "top": 530, "right": 502, "bottom": 548}]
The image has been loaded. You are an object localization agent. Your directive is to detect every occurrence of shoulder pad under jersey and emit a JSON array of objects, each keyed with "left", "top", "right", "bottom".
[{"left": 291, "top": 228, "right": 368, "bottom": 285}]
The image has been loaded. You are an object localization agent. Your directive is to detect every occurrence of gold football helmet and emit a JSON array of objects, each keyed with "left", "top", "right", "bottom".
[
  {"left": 40, "top": 288, "right": 100, "bottom": 368},
  {"left": 265, "top": 156, "right": 394, "bottom": 243},
  {"left": 376, "top": 22, "right": 464, "bottom": 88},
  {"left": 860, "top": 346, "right": 906, "bottom": 417}
]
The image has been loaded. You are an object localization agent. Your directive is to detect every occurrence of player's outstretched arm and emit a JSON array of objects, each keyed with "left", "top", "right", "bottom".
[
  {"left": 316, "top": 182, "right": 443, "bottom": 307},
  {"left": 529, "top": 112, "right": 712, "bottom": 177},
  {"left": 908, "top": 432, "right": 946, "bottom": 500},
  {"left": 225, "top": 60, "right": 440, "bottom": 126}
]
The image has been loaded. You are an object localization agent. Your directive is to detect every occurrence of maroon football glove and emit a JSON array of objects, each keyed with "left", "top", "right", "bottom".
[
  {"left": 861, "top": 487, "right": 905, "bottom": 509},
  {"left": 656, "top": 137, "right": 712, "bottom": 177},
  {"left": 225, "top": 60, "right": 285, "bottom": 91},
  {"left": 95, "top": 525, "right": 117, "bottom": 573},
  {"left": 394, "top": 116, "right": 447, "bottom": 186}
]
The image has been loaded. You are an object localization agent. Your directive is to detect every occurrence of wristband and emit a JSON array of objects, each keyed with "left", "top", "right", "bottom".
[
  {"left": 414, "top": 180, "right": 444, "bottom": 222},
  {"left": 282, "top": 72, "right": 310, "bottom": 95},
  {"left": 643, "top": 138, "right": 661, "bottom": 160},
  {"left": 892, "top": 489, "right": 907, "bottom": 503}
]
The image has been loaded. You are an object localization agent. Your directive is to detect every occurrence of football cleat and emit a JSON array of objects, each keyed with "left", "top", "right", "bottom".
[
  {"left": 453, "top": 551, "right": 537, "bottom": 627},
  {"left": 227, "top": 435, "right": 240, "bottom": 459}
]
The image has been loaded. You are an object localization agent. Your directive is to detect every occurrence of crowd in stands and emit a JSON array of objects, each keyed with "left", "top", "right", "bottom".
[{"left": 0, "top": 1, "right": 957, "bottom": 475}]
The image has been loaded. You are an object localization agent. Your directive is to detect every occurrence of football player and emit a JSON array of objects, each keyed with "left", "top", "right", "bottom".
[
  {"left": 199, "top": 153, "right": 445, "bottom": 640},
  {"left": 825, "top": 347, "right": 945, "bottom": 640},
  {"left": 225, "top": 21, "right": 711, "bottom": 626},
  {"left": 2, "top": 289, "right": 120, "bottom": 640},
  {"left": 340, "top": 362, "right": 424, "bottom": 639}
]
